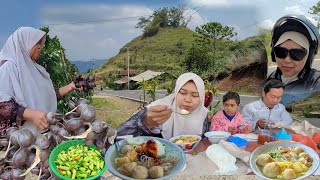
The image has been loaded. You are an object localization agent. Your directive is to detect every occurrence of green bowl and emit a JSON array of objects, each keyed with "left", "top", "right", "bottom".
[{"left": 49, "top": 139, "right": 107, "bottom": 180}]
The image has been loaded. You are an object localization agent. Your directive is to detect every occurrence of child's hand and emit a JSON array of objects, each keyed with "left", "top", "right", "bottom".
[
  {"left": 240, "top": 125, "right": 252, "bottom": 134},
  {"left": 228, "top": 126, "right": 237, "bottom": 135}
]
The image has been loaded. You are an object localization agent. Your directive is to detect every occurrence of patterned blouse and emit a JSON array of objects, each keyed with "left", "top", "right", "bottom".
[
  {"left": 117, "top": 107, "right": 209, "bottom": 138},
  {"left": 0, "top": 88, "right": 61, "bottom": 138}
]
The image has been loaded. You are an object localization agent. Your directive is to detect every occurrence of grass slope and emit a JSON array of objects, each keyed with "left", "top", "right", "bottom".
[{"left": 95, "top": 27, "right": 196, "bottom": 76}]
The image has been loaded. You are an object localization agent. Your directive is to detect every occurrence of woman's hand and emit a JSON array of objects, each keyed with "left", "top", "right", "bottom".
[
  {"left": 143, "top": 105, "right": 172, "bottom": 129},
  {"left": 23, "top": 109, "right": 49, "bottom": 130},
  {"left": 58, "top": 82, "right": 82, "bottom": 97},
  {"left": 68, "top": 81, "right": 82, "bottom": 91}
]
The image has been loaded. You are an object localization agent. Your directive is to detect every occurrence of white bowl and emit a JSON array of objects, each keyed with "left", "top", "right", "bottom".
[
  {"left": 249, "top": 141, "right": 320, "bottom": 180},
  {"left": 169, "top": 135, "right": 202, "bottom": 152},
  {"left": 204, "top": 131, "right": 231, "bottom": 144}
]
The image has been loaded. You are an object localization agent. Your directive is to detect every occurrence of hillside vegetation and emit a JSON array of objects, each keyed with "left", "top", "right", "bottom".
[
  {"left": 96, "top": 27, "right": 196, "bottom": 75},
  {"left": 94, "top": 26, "right": 267, "bottom": 94}
]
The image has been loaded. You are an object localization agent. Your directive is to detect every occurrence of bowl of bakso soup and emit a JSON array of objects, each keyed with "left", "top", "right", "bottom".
[
  {"left": 105, "top": 136, "right": 186, "bottom": 180},
  {"left": 204, "top": 131, "right": 231, "bottom": 144},
  {"left": 250, "top": 141, "right": 320, "bottom": 180},
  {"left": 169, "top": 135, "right": 201, "bottom": 152}
]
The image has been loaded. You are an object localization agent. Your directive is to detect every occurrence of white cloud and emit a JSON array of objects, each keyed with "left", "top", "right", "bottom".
[
  {"left": 187, "top": 0, "right": 266, "bottom": 7},
  {"left": 260, "top": 19, "right": 274, "bottom": 29},
  {"left": 98, "top": 37, "right": 118, "bottom": 48},
  {"left": 284, "top": 5, "right": 304, "bottom": 14},
  {"left": 184, "top": 8, "right": 205, "bottom": 30},
  {"left": 188, "top": 0, "right": 230, "bottom": 7},
  {"left": 40, "top": 4, "right": 153, "bottom": 61}
]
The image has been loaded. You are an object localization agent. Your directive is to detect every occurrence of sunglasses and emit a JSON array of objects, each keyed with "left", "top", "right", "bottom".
[{"left": 273, "top": 46, "right": 307, "bottom": 61}]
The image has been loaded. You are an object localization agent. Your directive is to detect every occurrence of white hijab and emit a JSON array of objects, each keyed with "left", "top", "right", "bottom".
[
  {"left": 0, "top": 27, "right": 57, "bottom": 135},
  {"left": 147, "top": 72, "right": 208, "bottom": 139}
]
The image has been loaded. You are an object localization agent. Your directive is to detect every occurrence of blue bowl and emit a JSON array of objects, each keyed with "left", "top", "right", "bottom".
[{"left": 105, "top": 136, "right": 186, "bottom": 180}]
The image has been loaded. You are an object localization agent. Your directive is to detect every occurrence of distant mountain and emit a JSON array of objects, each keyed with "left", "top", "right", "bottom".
[{"left": 71, "top": 59, "right": 107, "bottom": 73}]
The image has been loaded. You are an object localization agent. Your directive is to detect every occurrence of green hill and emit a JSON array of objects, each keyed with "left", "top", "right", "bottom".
[
  {"left": 95, "top": 27, "right": 196, "bottom": 77},
  {"left": 94, "top": 26, "right": 268, "bottom": 94}
]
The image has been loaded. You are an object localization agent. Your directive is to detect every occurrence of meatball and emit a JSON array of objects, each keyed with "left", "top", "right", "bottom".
[
  {"left": 262, "top": 162, "right": 281, "bottom": 178},
  {"left": 118, "top": 162, "right": 137, "bottom": 176},
  {"left": 121, "top": 144, "right": 133, "bottom": 154},
  {"left": 256, "top": 154, "right": 273, "bottom": 166},
  {"left": 148, "top": 166, "right": 164, "bottom": 178},
  {"left": 281, "top": 168, "right": 297, "bottom": 180},
  {"left": 115, "top": 157, "right": 131, "bottom": 166},
  {"left": 292, "top": 147, "right": 303, "bottom": 155},
  {"left": 132, "top": 165, "right": 148, "bottom": 179}
]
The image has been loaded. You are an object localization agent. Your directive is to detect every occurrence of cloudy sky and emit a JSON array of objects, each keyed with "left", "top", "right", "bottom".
[{"left": 0, "top": 0, "right": 318, "bottom": 61}]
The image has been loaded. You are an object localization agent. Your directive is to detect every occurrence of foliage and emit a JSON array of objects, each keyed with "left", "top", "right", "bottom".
[
  {"left": 208, "top": 99, "right": 222, "bottom": 116},
  {"left": 135, "top": 6, "right": 190, "bottom": 37},
  {"left": 103, "top": 72, "right": 122, "bottom": 90},
  {"left": 37, "top": 27, "right": 92, "bottom": 114},
  {"left": 204, "top": 80, "right": 219, "bottom": 95},
  {"left": 137, "top": 79, "right": 158, "bottom": 105},
  {"left": 309, "top": 1, "right": 320, "bottom": 28},
  {"left": 257, "top": 28, "right": 272, "bottom": 63},
  {"left": 290, "top": 91, "right": 320, "bottom": 118},
  {"left": 182, "top": 22, "right": 237, "bottom": 79}
]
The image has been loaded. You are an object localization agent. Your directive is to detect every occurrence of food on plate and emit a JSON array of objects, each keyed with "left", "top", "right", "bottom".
[
  {"left": 117, "top": 162, "right": 137, "bottom": 176},
  {"left": 180, "top": 109, "right": 190, "bottom": 115},
  {"left": 114, "top": 138, "right": 180, "bottom": 179},
  {"left": 127, "top": 137, "right": 144, "bottom": 145},
  {"left": 256, "top": 154, "right": 273, "bottom": 166},
  {"left": 172, "top": 136, "right": 199, "bottom": 144},
  {"left": 206, "top": 144, "right": 238, "bottom": 173},
  {"left": 121, "top": 144, "right": 134, "bottom": 154},
  {"left": 148, "top": 166, "right": 164, "bottom": 178},
  {"left": 262, "top": 162, "right": 281, "bottom": 178},
  {"left": 55, "top": 144, "right": 104, "bottom": 179},
  {"left": 281, "top": 168, "right": 297, "bottom": 180},
  {"left": 256, "top": 146, "right": 313, "bottom": 179},
  {"left": 141, "top": 139, "right": 165, "bottom": 158},
  {"left": 132, "top": 165, "right": 148, "bottom": 179}
]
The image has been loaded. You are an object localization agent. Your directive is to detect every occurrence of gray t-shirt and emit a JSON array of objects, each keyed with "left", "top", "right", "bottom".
[{"left": 242, "top": 99, "right": 293, "bottom": 129}]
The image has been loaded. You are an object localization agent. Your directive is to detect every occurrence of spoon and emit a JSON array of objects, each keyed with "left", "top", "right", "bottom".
[{"left": 173, "top": 109, "right": 190, "bottom": 115}]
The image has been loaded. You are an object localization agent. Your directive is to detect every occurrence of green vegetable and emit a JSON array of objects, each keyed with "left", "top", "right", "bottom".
[
  {"left": 269, "top": 152, "right": 282, "bottom": 158},
  {"left": 55, "top": 144, "right": 104, "bottom": 179}
]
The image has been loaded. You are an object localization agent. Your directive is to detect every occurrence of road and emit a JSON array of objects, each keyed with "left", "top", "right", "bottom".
[
  {"left": 95, "top": 90, "right": 320, "bottom": 127},
  {"left": 95, "top": 89, "right": 259, "bottom": 112},
  {"left": 267, "top": 59, "right": 320, "bottom": 76}
]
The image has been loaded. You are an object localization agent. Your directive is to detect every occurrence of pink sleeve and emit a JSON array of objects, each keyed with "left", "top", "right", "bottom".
[{"left": 210, "top": 116, "right": 228, "bottom": 131}]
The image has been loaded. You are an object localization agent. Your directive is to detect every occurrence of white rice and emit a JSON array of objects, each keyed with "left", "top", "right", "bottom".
[{"left": 206, "top": 144, "right": 238, "bottom": 174}]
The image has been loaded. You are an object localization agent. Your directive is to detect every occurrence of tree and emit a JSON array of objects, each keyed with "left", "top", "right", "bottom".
[
  {"left": 135, "top": 6, "right": 190, "bottom": 37},
  {"left": 38, "top": 27, "right": 91, "bottom": 114},
  {"left": 309, "top": 1, "right": 320, "bottom": 28},
  {"left": 184, "top": 44, "right": 211, "bottom": 75},
  {"left": 183, "top": 22, "right": 237, "bottom": 79}
]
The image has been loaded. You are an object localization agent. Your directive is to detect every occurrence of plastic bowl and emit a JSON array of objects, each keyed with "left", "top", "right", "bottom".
[
  {"left": 169, "top": 134, "right": 202, "bottom": 152},
  {"left": 49, "top": 139, "right": 107, "bottom": 180},
  {"left": 204, "top": 131, "right": 231, "bottom": 144}
]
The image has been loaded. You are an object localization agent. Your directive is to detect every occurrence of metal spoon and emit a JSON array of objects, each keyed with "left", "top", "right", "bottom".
[{"left": 172, "top": 111, "right": 190, "bottom": 116}]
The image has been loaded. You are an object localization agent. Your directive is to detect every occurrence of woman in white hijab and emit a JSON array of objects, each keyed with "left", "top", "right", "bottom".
[
  {"left": 0, "top": 27, "right": 77, "bottom": 136},
  {"left": 117, "top": 72, "right": 209, "bottom": 139}
]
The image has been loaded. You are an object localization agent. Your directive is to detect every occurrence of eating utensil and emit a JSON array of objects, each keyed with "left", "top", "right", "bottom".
[
  {"left": 237, "top": 125, "right": 245, "bottom": 130},
  {"left": 173, "top": 111, "right": 189, "bottom": 115},
  {"left": 114, "top": 135, "right": 133, "bottom": 151}
]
